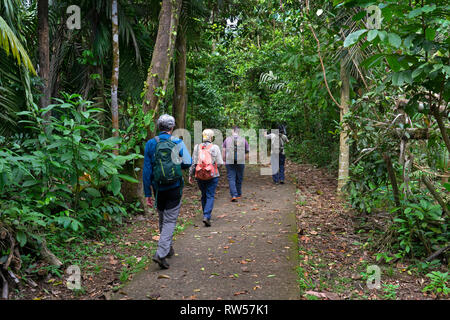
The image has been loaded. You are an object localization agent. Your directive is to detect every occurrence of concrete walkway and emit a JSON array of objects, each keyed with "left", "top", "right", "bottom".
[{"left": 114, "top": 165, "right": 299, "bottom": 300}]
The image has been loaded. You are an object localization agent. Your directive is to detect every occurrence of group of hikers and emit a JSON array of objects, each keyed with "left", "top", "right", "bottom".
[{"left": 143, "top": 114, "right": 289, "bottom": 269}]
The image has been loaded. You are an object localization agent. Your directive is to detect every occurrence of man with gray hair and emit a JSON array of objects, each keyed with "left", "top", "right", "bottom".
[{"left": 143, "top": 114, "right": 192, "bottom": 269}]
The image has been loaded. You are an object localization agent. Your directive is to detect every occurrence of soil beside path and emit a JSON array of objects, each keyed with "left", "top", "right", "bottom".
[{"left": 113, "top": 165, "right": 299, "bottom": 300}]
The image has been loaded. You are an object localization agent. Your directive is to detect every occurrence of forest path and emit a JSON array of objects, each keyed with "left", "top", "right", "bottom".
[{"left": 114, "top": 165, "right": 299, "bottom": 300}]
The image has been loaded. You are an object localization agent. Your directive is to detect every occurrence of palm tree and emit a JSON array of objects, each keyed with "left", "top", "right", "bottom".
[
  {"left": 111, "top": 0, "right": 120, "bottom": 143},
  {"left": 0, "top": 16, "right": 35, "bottom": 74},
  {"left": 0, "top": 0, "right": 36, "bottom": 135}
]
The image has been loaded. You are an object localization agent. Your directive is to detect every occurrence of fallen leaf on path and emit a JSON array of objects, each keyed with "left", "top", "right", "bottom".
[
  {"left": 152, "top": 235, "right": 160, "bottom": 241},
  {"left": 147, "top": 293, "right": 161, "bottom": 300},
  {"left": 157, "top": 274, "right": 171, "bottom": 279},
  {"left": 193, "top": 289, "right": 201, "bottom": 292},
  {"left": 109, "top": 256, "right": 118, "bottom": 265},
  {"left": 234, "top": 290, "right": 248, "bottom": 296}
]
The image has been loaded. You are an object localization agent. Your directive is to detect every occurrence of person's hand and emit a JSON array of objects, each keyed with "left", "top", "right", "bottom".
[{"left": 146, "top": 197, "right": 153, "bottom": 207}]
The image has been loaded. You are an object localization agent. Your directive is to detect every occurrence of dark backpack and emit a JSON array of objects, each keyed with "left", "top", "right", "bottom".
[{"left": 153, "top": 136, "right": 183, "bottom": 185}]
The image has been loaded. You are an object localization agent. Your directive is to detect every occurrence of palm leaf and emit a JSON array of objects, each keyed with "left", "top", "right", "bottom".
[{"left": 0, "top": 16, "right": 36, "bottom": 75}]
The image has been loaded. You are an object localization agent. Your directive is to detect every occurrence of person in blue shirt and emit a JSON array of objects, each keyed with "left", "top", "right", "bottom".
[{"left": 143, "top": 114, "right": 192, "bottom": 269}]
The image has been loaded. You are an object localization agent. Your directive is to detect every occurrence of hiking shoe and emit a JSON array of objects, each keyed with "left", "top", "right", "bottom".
[
  {"left": 280, "top": 181, "right": 285, "bottom": 184},
  {"left": 203, "top": 218, "right": 211, "bottom": 227},
  {"left": 167, "top": 246, "right": 175, "bottom": 258},
  {"left": 231, "top": 197, "right": 238, "bottom": 202},
  {"left": 152, "top": 254, "right": 170, "bottom": 269}
]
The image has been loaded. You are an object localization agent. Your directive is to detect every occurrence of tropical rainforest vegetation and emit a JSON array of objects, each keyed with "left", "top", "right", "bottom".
[{"left": 0, "top": 0, "right": 448, "bottom": 298}]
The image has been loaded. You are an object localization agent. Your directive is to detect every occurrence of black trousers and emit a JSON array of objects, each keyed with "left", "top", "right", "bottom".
[{"left": 156, "top": 187, "right": 182, "bottom": 211}]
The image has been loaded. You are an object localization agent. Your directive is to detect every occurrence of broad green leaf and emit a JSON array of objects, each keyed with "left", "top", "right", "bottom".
[
  {"left": 425, "top": 28, "right": 436, "bottom": 41},
  {"left": 386, "top": 55, "right": 402, "bottom": 72},
  {"left": 109, "top": 175, "right": 121, "bottom": 196},
  {"left": 118, "top": 174, "right": 139, "bottom": 183},
  {"left": 361, "top": 53, "right": 384, "bottom": 69},
  {"left": 443, "top": 183, "right": 450, "bottom": 192},
  {"left": 367, "top": 30, "right": 378, "bottom": 42},
  {"left": 377, "top": 30, "right": 388, "bottom": 41},
  {"left": 388, "top": 33, "right": 401, "bottom": 48},
  {"left": 408, "top": 5, "right": 436, "bottom": 18},
  {"left": 343, "top": 29, "right": 368, "bottom": 48},
  {"left": 101, "top": 136, "right": 122, "bottom": 148},
  {"left": 85, "top": 187, "right": 101, "bottom": 198},
  {"left": 16, "top": 230, "right": 27, "bottom": 247}
]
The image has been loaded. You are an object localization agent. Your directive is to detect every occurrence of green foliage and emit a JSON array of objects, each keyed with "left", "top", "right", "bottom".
[
  {"left": 382, "top": 283, "right": 399, "bottom": 300},
  {"left": 392, "top": 197, "right": 448, "bottom": 258},
  {"left": 0, "top": 94, "right": 141, "bottom": 258},
  {"left": 422, "top": 271, "right": 449, "bottom": 296}
]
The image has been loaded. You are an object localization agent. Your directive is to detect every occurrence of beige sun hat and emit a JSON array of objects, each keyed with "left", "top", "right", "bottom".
[{"left": 202, "top": 129, "right": 214, "bottom": 142}]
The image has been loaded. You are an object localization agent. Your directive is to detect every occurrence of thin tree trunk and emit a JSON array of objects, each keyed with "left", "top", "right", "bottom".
[
  {"left": 173, "top": 29, "right": 187, "bottom": 129},
  {"left": 422, "top": 175, "right": 449, "bottom": 217},
  {"left": 383, "top": 152, "right": 401, "bottom": 207},
  {"left": 111, "top": 0, "right": 120, "bottom": 148},
  {"left": 337, "top": 60, "right": 350, "bottom": 194},
  {"left": 38, "top": 0, "right": 50, "bottom": 116},
  {"left": 142, "top": 0, "right": 182, "bottom": 136},
  {"left": 431, "top": 104, "right": 450, "bottom": 155}
]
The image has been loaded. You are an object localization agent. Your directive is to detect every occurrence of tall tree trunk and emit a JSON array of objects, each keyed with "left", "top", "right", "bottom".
[
  {"left": 142, "top": 0, "right": 182, "bottom": 136},
  {"left": 137, "top": 0, "right": 182, "bottom": 215},
  {"left": 173, "top": 29, "right": 187, "bottom": 129},
  {"left": 337, "top": 60, "right": 350, "bottom": 194},
  {"left": 38, "top": 0, "right": 50, "bottom": 116},
  {"left": 111, "top": 0, "right": 120, "bottom": 146}
]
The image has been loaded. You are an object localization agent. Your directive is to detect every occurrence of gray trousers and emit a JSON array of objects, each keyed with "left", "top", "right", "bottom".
[{"left": 156, "top": 200, "right": 181, "bottom": 258}]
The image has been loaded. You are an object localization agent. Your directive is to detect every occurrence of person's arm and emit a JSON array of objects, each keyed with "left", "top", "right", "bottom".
[
  {"left": 189, "top": 144, "right": 198, "bottom": 183},
  {"left": 222, "top": 139, "right": 227, "bottom": 164},
  {"left": 143, "top": 140, "right": 154, "bottom": 207},
  {"left": 178, "top": 140, "right": 192, "bottom": 169},
  {"left": 244, "top": 138, "right": 250, "bottom": 154},
  {"left": 215, "top": 145, "right": 224, "bottom": 166}
]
